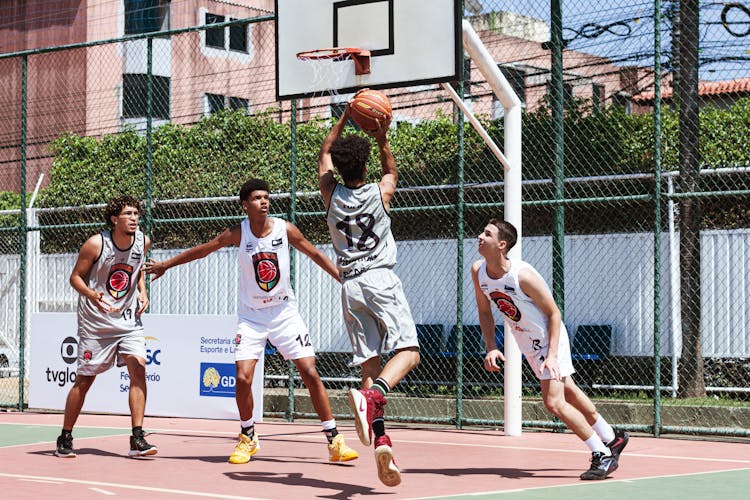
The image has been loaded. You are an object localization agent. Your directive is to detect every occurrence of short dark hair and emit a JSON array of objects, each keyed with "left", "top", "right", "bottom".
[
  {"left": 330, "top": 135, "right": 371, "bottom": 183},
  {"left": 489, "top": 218, "right": 517, "bottom": 251},
  {"left": 103, "top": 196, "right": 141, "bottom": 226},
  {"left": 239, "top": 178, "right": 270, "bottom": 203}
]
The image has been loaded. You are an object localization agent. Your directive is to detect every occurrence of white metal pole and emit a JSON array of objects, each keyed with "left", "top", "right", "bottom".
[
  {"left": 667, "top": 175, "right": 680, "bottom": 397},
  {"left": 462, "top": 19, "right": 523, "bottom": 436}
]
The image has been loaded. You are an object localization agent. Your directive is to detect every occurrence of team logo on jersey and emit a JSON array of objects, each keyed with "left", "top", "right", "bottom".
[
  {"left": 107, "top": 263, "right": 133, "bottom": 299},
  {"left": 253, "top": 252, "right": 280, "bottom": 292},
  {"left": 489, "top": 291, "right": 522, "bottom": 322},
  {"left": 83, "top": 350, "right": 93, "bottom": 362}
]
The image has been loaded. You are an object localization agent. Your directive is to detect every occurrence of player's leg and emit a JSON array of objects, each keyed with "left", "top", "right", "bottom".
[
  {"left": 541, "top": 378, "right": 617, "bottom": 480},
  {"left": 229, "top": 319, "right": 264, "bottom": 464},
  {"left": 56, "top": 333, "right": 117, "bottom": 458},
  {"left": 564, "top": 376, "right": 628, "bottom": 459},
  {"left": 292, "top": 356, "right": 358, "bottom": 462},
  {"left": 55, "top": 373, "right": 95, "bottom": 457},
  {"left": 229, "top": 358, "right": 260, "bottom": 464},
  {"left": 123, "top": 353, "right": 158, "bottom": 457}
]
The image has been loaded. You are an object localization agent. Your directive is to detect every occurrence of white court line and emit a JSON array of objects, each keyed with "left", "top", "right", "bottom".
[
  {"left": 19, "top": 478, "right": 63, "bottom": 484},
  {"left": 89, "top": 487, "right": 115, "bottom": 495},
  {"left": 4, "top": 421, "right": 750, "bottom": 464},
  {"left": 0, "top": 473, "right": 267, "bottom": 500},
  {"left": 410, "top": 467, "right": 750, "bottom": 498}
]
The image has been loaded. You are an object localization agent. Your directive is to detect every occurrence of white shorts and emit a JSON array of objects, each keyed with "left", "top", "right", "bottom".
[
  {"left": 341, "top": 267, "right": 419, "bottom": 366},
  {"left": 520, "top": 327, "right": 575, "bottom": 380},
  {"left": 77, "top": 330, "right": 147, "bottom": 376},
  {"left": 235, "top": 301, "right": 315, "bottom": 361}
]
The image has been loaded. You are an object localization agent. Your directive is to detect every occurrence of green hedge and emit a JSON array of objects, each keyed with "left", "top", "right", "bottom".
[{"left": 34, "top": 98, "right": 750, "bottom": 208}]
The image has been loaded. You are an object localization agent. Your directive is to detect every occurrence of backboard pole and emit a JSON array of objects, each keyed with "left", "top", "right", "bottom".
[{"left": 461, "top": 19, "right": 523, "bottom": 437}]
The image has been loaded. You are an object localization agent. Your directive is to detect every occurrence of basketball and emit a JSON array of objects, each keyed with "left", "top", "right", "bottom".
[{"left": 349, "top": 89, "right": 392, "bottom": 131}]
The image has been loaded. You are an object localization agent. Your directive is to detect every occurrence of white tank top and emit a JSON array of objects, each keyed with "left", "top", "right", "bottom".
[
  {"left": 77, "top": 229, "right": 145, "bottom": 334},
  {"left": 237, "top": 217, "right": 295, "bottom": 312},
  {"left": 477, "top": 258, "right": 565, "bottom": 353},
  {"left": 326, "top": 182, "right": 397, "bottom": 280}
]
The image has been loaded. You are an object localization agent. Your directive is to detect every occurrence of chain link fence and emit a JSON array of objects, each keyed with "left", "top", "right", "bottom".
[{"left": 1, "top": 1, "right": 748, "bottom": 437}]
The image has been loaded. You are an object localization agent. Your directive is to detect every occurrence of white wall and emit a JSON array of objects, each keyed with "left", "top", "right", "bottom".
[{"left": 4, "top": 229, "right": 749, "bottom": 358}]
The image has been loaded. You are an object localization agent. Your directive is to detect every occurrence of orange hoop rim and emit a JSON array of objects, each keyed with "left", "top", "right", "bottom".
[{"left": 296, "top": 47, "right": 364, "bottom": 61}]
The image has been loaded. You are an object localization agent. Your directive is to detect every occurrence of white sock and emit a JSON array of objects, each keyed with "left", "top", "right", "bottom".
[
  {"left": 584, "top": 433, "right": 611, "bottom": 456},
  {"left": 240, "top": 418, "right": 254, "bottom": 429},
  {"left": 592, "top": 414, "right": 616, "bottom": 444},
  {"left": 321, "top": 419, "right": 336, "bottom": 431}
]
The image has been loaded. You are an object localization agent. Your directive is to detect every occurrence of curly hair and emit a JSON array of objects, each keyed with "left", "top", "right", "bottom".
[
  {"left": 239, "top": 178, "right": 270, "bottom": 203},
  {"left": 103, "top": 196, "right": 141, "bottom": 226},
  {"left": 330, "top": 135, "right": 371, "bottom": 183}
]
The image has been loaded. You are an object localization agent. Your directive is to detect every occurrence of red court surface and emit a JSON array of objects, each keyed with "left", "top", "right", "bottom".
[{"left": 1, "top": 411, "right": 749, "bottom": 499}]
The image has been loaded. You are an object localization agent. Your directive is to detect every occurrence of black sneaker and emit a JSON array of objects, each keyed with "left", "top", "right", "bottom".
[
  {"left": 580, "top": 451, "right": 618, "bottom": 480},
  {"left": 606, "top": 429, "right": 629, "bottom": 461},
  {"left": 54, "top": 434, "right": 76, "bottom": 458},
  {"left": 128, "top": 431, "right": 158, "bottom": 457}
]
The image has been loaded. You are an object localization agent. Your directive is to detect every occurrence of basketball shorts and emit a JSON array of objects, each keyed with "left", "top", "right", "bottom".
[
  {"left": 76, "top": 328, "right": 147, "bottom": 376},
  {"left": 520, "top": 326, "right": 575, "bottom": 380},
  {"left": 341, "top": 267, "right": 419, "bottom": 366},
  {"left": 235, "top": 301, "right": 315, "bottom": 361}
]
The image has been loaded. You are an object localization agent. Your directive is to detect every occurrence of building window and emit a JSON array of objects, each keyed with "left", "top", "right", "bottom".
[
  {"left": 229, "top": 19, "right": 248, "bottom": 52},
  {"left": 229, "top": 96, "right": 249, "bottom": 111},
  {"left": 123, "top": 74, "right": 170, "bottom": 119},
  {"left": 204, "top": 13, "right": 249, "bottom": 53},
  {"left": 498, "top": 65, "right": 526, "bottom": 104},
  {"left": 563, "top": 83, "right": 574, "bottom": 109},
  {"left": 205, "top": 94, "right": 250, "bottom": 115},
  {"left": 205, "top": 13, "right": 225, "bottom": 49},
  {"left": 125, "top": 0, "right": 169, "bottom": 35},
  {"left": 592, "top": 83, "right": 605, "bottom": 109},
  {"left": 206, "top": 93, "right": 225, "bottom": 115}
]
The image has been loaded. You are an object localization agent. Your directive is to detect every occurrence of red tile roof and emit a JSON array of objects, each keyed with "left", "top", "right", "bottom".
[{"left": 634, "top": 77, "right": 750, "bottom": 102}]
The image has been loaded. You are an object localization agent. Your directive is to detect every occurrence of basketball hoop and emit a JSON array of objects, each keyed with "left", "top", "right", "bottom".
[
  {"left": 295, "top": 47, "right": 371, "bottom": 100},
  {"left": 296, "top": 47, "right": 371, "bottom": 75}
]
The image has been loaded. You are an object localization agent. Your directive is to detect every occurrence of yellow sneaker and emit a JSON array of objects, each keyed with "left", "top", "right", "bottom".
[
  {"left": 228, "top": 433, "right": 260, "bottom": 464},
  {"left": 328, "top": 434, "right": 359, "bottom": 462}
]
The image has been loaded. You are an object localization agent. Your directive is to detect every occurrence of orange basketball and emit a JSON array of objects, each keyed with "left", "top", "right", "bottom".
[{"left": 349, "top": 89, "right": 392, "bottom": 131}]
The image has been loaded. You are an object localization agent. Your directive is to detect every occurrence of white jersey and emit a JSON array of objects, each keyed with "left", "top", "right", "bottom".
[
  {"left": 238, "top": 217, "right": 295, "bottom": 313},
  {"left": 326, "top": 182, "right": 397, "bottom": 280},
  {"left": 77, "top": 229, "right": 146, "bottom": 335},
  {"left": 477, "top": 258, "right": 568, "bottom": 354}
]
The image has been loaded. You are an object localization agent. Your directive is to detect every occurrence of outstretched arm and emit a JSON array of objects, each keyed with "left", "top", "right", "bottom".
[
  {"left": 286, "top": 222, "right": 341, "bottom": 283},
  {"left": 318, "top": 105, "right": 351, "bottom": 210},
  {"left": 471, "top": 260, "right": 505, "bottom": 372},
  {"left": 365, "top": 117, "right": 396, "bottom": 210},
  {"left": 144, "top": 225, "right": 241, "bottom": 280}
]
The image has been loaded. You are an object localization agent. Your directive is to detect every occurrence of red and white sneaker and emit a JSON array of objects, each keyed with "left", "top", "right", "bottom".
[
  {"left": 374, "top": 434, "right": 401, "bottom": 487},
  {"left": 347, "top": 388, "right": 386, "bottom": 446}
]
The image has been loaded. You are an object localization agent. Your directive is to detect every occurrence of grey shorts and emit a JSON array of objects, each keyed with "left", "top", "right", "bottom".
[
  {"left": 341, "top": 267, "right": 419, "bottom": 366},
  {"left": 76, "top": 329, "right": 147, "bottom": 376}
]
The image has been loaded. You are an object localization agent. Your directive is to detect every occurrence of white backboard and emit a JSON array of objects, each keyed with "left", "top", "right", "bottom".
[{"left": 276, "top": 0, "right": 461, "bottom": 100}]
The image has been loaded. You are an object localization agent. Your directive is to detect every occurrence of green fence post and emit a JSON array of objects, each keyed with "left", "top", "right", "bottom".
[
  {"left": 653, "top": 0, "right": 663, "bottom": 438},
  {"left": 287, "top": 99, "right": 298, "bottom": 422},
  {"left": 455, "top": 78, "right": 465, "bottom": 429},
  {"left": 18, "top": 54, "right": 28, "bottom": 411},
  {"left": 550, "top": 0, "right": 565, "bottom": 317}
]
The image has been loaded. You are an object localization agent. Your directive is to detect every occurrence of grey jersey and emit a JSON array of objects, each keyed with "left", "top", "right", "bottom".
[
  {"left": 326, "top": 182, "right": 397, "bottom": 280},
  {"left": 77, "top": 229, "right": 146, "bottom": 335}
]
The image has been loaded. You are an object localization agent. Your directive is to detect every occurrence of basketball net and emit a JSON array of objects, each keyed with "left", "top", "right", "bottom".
[{"left": 296, "top": 47, "right": 370, "bottom": 100}]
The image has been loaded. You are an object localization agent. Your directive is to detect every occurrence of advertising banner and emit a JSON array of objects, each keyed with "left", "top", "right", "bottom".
[{"left": 29, "top": 313, "right": 263, "bottom": 421}]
